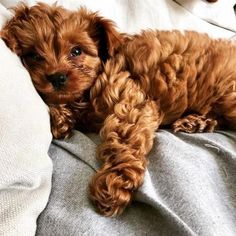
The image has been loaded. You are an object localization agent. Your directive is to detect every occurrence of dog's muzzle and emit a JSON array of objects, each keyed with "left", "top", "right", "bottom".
[{"left": 47, "top": 73, "right": 68, "bottom": 89}]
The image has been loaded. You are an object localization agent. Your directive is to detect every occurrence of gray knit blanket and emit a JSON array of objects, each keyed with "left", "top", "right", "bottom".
[{"left": 37, "top": 130, "right": 236, "bottom": 236}]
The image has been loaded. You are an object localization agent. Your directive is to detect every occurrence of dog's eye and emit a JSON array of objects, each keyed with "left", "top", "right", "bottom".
[
  {"left": 25, "top": 52, "right": 44, "bottom": 62},
  {"left": 70, "top": 46, "right": 82, "bottom": 57}
]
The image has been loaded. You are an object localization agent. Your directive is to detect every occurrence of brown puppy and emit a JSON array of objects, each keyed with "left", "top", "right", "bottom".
[{"left": 1, "top": 3, "right": 236, "bottom": 216}]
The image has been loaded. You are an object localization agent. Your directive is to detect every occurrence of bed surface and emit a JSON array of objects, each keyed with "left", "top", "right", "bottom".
[{"left": 37, "top": 130, "right": 236, "bottom": 236}]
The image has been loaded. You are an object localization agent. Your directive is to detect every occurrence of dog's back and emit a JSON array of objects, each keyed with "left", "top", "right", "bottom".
[{"left": 112, "top": 30, "right": 236, "bottom": 127}]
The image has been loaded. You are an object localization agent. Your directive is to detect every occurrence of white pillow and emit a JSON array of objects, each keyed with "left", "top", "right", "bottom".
[
  {"left": 0, "top": 0, "right": 235, "bottom": 38},
  {"left": 0, "top": 4, "right": 52, "bottom": 236},
  {"left": 176, "top": 0, "right": 236, "bottom": 32}
]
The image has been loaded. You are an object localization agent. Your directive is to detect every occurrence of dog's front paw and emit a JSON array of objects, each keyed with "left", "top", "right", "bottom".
[
  {"left": 172, "top": 114, "right": 217, "bottom": 133},
  {"left": 51, "top": 122, "right": 73, "bottom": 139},
  {"left": 89, "top": 170, "right": 133, "bottom": 216},
  {"left": 49, "top": 106, "right": 75, "bottom": 139}
]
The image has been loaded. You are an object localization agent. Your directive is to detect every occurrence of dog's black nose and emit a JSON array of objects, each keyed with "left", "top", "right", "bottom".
[{"left": 47, "top": 73, "right": 68, "bottom": 89}]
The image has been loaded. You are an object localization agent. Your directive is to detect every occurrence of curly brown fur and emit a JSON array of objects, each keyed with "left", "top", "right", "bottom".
[{"left": 1, "top": 3, "right": 236, "bottom": 216}]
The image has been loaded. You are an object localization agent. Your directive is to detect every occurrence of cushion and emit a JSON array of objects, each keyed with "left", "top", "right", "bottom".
[{"left": 0, "top": 4, "right": 52, "bottom": 236}]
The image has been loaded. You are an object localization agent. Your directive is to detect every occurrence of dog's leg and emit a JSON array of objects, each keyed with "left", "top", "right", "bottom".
[
  {"left": 49, "top": 105, "right": 75, "bottom": 139},
  {"left": 172, "top": 114, "right": 218, "bottom": 133},
  {"left": 89, "top": 81, "right": 161, "bottom": 216},
  {"left": 215, "top": 92, "right": 236, "bottom": 130}
]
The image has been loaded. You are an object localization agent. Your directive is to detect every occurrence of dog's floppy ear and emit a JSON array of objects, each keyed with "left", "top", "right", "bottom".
[
  {"left": 0, "top": 3, "right": 30, "bottom": 54},
  {"left": 82, "top": 9, "right": 123, "bottom": 62}
]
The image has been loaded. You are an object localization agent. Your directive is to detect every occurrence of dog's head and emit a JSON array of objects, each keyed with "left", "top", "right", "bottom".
[{"left": 1, "top": 3, "right": 122, "bottom": 104}]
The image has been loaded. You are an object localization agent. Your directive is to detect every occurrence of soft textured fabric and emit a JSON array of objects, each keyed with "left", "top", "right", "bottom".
[
  {"left": 1, "top": 0, "right": 236, "bottom": 38},
  {"left": 175, "top": 0, "right": 236, "bottom": 32},
  {"left": 37, "top": 130, "right": 236, "bottom": 236},
  {"left": 0, "top": 5, "right": 52, "bottom": 236}
]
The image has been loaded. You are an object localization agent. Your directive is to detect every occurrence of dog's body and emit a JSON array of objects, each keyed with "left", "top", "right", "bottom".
[{"left": 1, "top": 3, "right": 236, "bottom": 216}]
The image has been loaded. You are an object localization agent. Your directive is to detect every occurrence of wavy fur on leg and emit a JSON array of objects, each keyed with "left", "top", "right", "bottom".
[
  {"left": 89, "top": 64, "right": 161, "bottom": 215},
  {"left": 173, "top": 114, "right": 218, "bottom": 133},
  {"left": 49, "top": 105, "right": 75, "bottom": 139}
]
